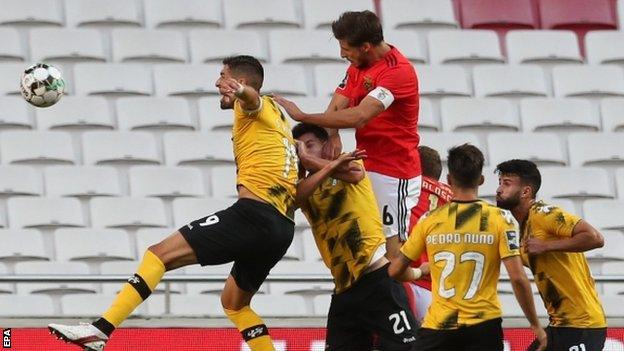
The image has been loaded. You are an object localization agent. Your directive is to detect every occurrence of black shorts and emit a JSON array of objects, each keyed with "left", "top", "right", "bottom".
[
  {"left": 179, "top": 198, "right": 294, "bottom": 293},
  {"left": 325, "top": 264, "right": 417, "bottom": 351},
  {"left": 417, "top": 318, "right": 504, "bottom": 351},
  {"left": 527, "top": 326, "right": 607, "bottom": 351}
]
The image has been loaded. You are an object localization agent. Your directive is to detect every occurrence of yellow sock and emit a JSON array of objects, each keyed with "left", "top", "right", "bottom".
[
  {"left": 224, "top": 306, "right": 275, "bottom": 351},
  {"left": 101, "top": 250, "right": 165, "bottom": 327}
]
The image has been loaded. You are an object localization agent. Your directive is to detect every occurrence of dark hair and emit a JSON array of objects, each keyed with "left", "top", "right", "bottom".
[
  {"left": 292, "top": 123, "right": 328, "bottom": 141},
  {"left": 447, "top": 144, "right": 484, "bottom": 188},
  {"left": 222, "top": 55, "right": 264, "bottom": 91},
  {"left": 495, "top": 159, "right": 542, "bottom": 198},
  {"left": 419, "top": 145, "right": 442, "bottom": 180},
  {"left": 332, "top": 11, "right": 384, "bottom": 47}
]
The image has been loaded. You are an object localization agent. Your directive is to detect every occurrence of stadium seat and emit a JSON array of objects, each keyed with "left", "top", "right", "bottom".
[
  {"left": 313, "top": 294, "right": 331, "bottom": 316},
  {"left": 583, "top": 200, "right": 624, "bottom": 231},
  {"left": 552, "top": 65, "right": 624, "bottom": 98},
  {"left": 144, "top": 0, "right": 222, "bottom": 29},
  {"left": 129, "top": 166, "right": 205, "bottom": 198},
  {"left": 90, "top": 197, "right": 167, "bottom": 229},
  {"left": 300, "top": 229, "right": 323, "bottom": 262},
  {"left": 585, "top": 230, "right": 624, "bottom": 263},
  {"left": 440, "top": 98, "right": 519, "bottom": 132},
  {"left": 7, "top": 197, "right": 84, "bottom": 229},
  {"left": 135, "top": 228, "right": 177, "bottom": 255},
  {"left": 418, "top": 98, "right": 439, "bottom": 131},
  {"left": 479, "top": 166, "right": 498, "bottom": 201},
  {"left": 0, "top": 0, "right": 63, "bottom": 27},
  {"left": 539, "top": 167, "right": 613, "bottom": 200},
  {"left": 314, "top": 64, "right": 349, "bottom": 97},
  {"left": 29, "top": 28, "right": 106, "bottom": 63},
  {"left": 0, "top": 295, "right": 54, "bottom": 317},
  {"left": 384, "top": 31, "right": 428, "bottom": 64},
  {"left": 163, "top": 131, "right": 234, "bottom": 166},
  {"left": 184, "top": 263, "right": 235, "bottom": 295},
  {"left": 427, "top": 30, "right": 504, "bottom": 65},
  {"left": 0, "top": 166, "right": 42, "bottom": 197},
  {"left": 189, "top": 30, "right": 266, "bottom": 64},
  {"left": 153, "top": 64, "right": 221, "bottom": 97},
  {"left": 101, "top": 260, "right": 184, "bottom": 295},
  {"left": 263, "top": 65, "right": 308, "bottom": 97},
  {"left": 617, "top": 168, "right": 624, "bottom": 199},
  {"left": 520, "top": 98, "right": 599, "bottom": 133},
  {"left": 251, "top": 294, "right": 308, "bottom": 317},
  {"left": 586, "top": 31, "right": 624, "bottom": 66},
  {"left": 111, "top": 29, "right": 187, "bottom": 63},
  {"left": 0, "top": 131, "right": 75, "bottom": 165},
  {"left": 473, "top": 65, "right": 548, "bottom": 98},
  {"left": 0, "top": 264, "right": 11, "bottom": 294},
  {"left": 568, "top": 133, "right": 624, "bottom": 167},
  {"left": 414, "top": 65, "right": 472, "bottom": 97},
  {"left": 15, "top": 261, "right": 96, "bottom": 295},
  {"left": 340, "top": 129, "right": 357, "bottom": 153},
  {"left": 381, "top": 0, "right": 458, "bottom": 31},
  {"left": 0, "top": 229, "right": 49, "bottom": 262},
  {"left": 44, "top": 166, "right": 121, "bottom": 198},
  {"left": 538, "top": 198, "right": 579, "bottom": 216},
  {"left": 602, "top": 261, "right": 624, "bottom": 295},
  {"left": 172, "top": 197, "right": 236, "bottom": 227},
  {"left": 269, "top": 30, "right": 342, "bottom": 64},
  {"left": 223, "top": 0, "right": 300, "bottom": 30},
  {"left": 0, "top": 28, "right": 24, "bottom": 62},
  {"left": 73, "top": 64, "right": 153, "bottom": 96},
  {"left": 0, "top": 96, "right": 32, "bottom": 130},
  {"left": 82, "top": 131, "right": 161, "bottom": 166},
  {"left": 35, "top": 96, "right": 113, "bottom": 131},
  {"left": 420, "top": 132, "right": 483, "bottom": 163},
  {"left": 55, "top": 228, "right": 134, "bottom": 262},
  {"left": 64, "top": 0, "right": 142, "bottom": 28},
  {"left": 147, "top": 294, "right": 222, "bottom": 317},
  {"left": 62, "top": 294, "right": 145, "bottom": 317},
  {"left": 499, "top": 295, "right": 548, "bottom": 318},
  {"left": 601, "top": 296, "right": 624, "bottom": 317},
  {"left": 487, "top": 133, "right": 566, "bottom": 166},
  {"left": 506, "top": 30, "right": 583, "bottom": 65},
  {"left": 116, "top": 97, "right": 195, "bottom": 131},
  {"left": 458, "top": 0, "right": 538, "bottom": 34},
  {"left": 0, "top": 63, "right": 30, "bottom": 95},
  {"left": 270, "top": 261, "right": 328, "bottom": 276},
  {"left": 620, "top": 0, "right": 624, "bottom": 29},
  {"left": 302, "top": 0, "right": 373, "bottom": 29},
  {"left": 601, "top": 98, "right": 624, "bottom": 132},
  {"left": 210, "top": 165, "right": 238, "bottom": 198},
  {"left": 198, "top": 97, "right": 235, "bottom": 131}
]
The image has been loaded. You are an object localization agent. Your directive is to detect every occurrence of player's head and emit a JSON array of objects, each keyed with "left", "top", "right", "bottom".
[
  {"left": 495, "top": 159, "right": 541, "bottom": 210},
  {"left": 447, "top": 144, "right": 484, "bottom": 190},
  {"left": 332, "top": 11, "right": 384, "bottom": 67},
  {"left": 216, "top": 55, "right": 264, "bottom": 109},
  {"left": 292, "top": 123, "right": 328, "bottom": 161},
  {"left": 419, "top": 145, "right": 442, "bottom": 180}
]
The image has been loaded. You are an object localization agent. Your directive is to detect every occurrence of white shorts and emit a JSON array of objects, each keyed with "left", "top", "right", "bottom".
[
  {"left": 368, "top": 171, "right": 421, "bottom": 241},
  {"left": 405, "top": 283, "right": 432, "bottom": 324}
]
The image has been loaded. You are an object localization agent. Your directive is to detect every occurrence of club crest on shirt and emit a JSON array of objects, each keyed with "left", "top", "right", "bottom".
[
  {"left": 363, "top": 76, "right": 374, "bottom": 91},
  {"left": 506, "top": 230, "right": 519, "bottom": 250}
]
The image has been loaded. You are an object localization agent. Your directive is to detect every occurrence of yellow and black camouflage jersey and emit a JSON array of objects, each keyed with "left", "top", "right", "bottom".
[
  {"left": 522, "top": 200, "right": 606, "bottom": 328},
  {"left": 401, "top": 200, "right": 520, "bottom": 330},
  {"left": 302, "top": 164, "right": 385, "bottom": 293},
  {"left": 233, "top": 96, "right": 298, "bottom": 221}
]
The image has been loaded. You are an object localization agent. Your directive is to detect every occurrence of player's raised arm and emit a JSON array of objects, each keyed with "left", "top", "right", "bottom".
[{"left": 219, "top": 77, "right": 261, "bottom": 113}]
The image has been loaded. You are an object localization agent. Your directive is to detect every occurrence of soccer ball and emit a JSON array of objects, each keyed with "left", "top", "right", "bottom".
[{"left": 20, "top": 63, "right": 65, "bottom": 108}]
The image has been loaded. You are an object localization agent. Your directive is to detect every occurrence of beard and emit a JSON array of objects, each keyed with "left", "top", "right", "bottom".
[
  {"left": 496, "top": 191, "right": 521, "bottom": 210},
  {"left": 219, "top": 95, "right": 234, "bottom": 110}
]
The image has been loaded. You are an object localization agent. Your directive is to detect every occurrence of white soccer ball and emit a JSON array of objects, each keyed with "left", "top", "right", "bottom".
[{"left": 20, "top": 63, "right": 65, "bottom": 108}]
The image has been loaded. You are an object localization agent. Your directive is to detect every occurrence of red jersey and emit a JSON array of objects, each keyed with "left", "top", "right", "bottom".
[
  {"left": 335, "top": 46, "right": 420, "bottom": 179},
  {"left": 408, "top": 176, "right": 453, "bottom": 290}
]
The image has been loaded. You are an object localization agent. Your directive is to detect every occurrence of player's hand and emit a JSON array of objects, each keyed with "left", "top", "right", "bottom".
[
  {"left": 219, "top": 78, "right": 243, "bottom": 96},
  {"left": 524, "top": 237, "right": 550, "bottom": 255},
  {"left": 418, "top": 262, "right": 430, "bottom": 276},
  {"left": 531, "top": 326, "right": 548, "bottom": 351},
  {"left": 273, "top": 95, "right": 305, "bottom": 121},
  {"left": 322, "top": 132, "right": 343, "bottom": 160},
  {"left": 332, "top": 149, "right": 367, "bottom": 170},
  {"left": 295, "top": 140, "right": 309, "bottom": 159}
]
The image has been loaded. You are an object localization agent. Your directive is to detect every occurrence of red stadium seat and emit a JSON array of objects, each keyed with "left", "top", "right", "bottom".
[{"left": 458, "top": 0, "right": 538, "bottom": 33}]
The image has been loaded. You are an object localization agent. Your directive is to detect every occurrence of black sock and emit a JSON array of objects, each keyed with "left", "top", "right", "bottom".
[{"left": 92, "top": 317, "right": 115, "bottom": 338}]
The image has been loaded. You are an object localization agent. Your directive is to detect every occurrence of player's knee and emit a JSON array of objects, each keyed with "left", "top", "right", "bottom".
[{"left": 145, "top": 244, "right": 173, "bottom": 271}]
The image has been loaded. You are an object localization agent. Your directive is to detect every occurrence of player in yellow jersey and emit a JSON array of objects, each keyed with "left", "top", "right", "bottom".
[
  {"left": 293, "top": 123, "right": 419, "bottom": 351},
  {"left": 48, "top": 56, "right": 298, "bottom": 351},
  {"left": 389, "top": 144, "right": 547, "bottom": 351},
  {"left": 495, "top": 159, "right": 606, "bottom": 351}
]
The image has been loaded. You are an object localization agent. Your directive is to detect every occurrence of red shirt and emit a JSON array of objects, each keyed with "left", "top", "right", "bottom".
[
  {"left": 408, "top": 176, "right": 453, "bottom": 290},
  {"left": 335, "top": 46, "right": 421, "bottom": 179}
]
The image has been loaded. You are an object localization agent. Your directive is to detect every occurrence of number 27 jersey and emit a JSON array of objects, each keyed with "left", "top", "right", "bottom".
[{"left": 401, "top": 200, "right": 521, "bottom": 330}]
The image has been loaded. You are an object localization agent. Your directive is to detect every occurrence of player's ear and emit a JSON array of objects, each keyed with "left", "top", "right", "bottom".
[{"left": 478, "top": 174, "right": 484, "bottom": 186}]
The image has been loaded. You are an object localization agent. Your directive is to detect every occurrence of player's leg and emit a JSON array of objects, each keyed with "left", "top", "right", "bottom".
[
  {"left": 417, "top": 328, "right": 457, "bottom": 351},
  {"left": 463, "top": 318, "right": 504, "bottom": 351}
]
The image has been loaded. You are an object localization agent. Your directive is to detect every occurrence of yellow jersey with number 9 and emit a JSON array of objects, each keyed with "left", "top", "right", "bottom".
[{"left": 232, "top": 95, "right": 298, "bottom": 221}]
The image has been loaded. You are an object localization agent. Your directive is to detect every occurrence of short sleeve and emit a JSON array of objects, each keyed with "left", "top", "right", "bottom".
[
  {"left": 497, "top": 209, "right": 521, "bottom": 259},
  {"left": 334, "top": 67, "right": 354, "bottom": 99},
  {"left": 234, "top": 96, "right": 263, "bottom": 118},
  {"left": 400, "top": 218, "right": 427, "bottom": 261},
  {"left": 376, "top": 65, "right": 417, "bottom": 99},
  {"left": 537, "top": 205, "right": 582, "bottom": 238}
]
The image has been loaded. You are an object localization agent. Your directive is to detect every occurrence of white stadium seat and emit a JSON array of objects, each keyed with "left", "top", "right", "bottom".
[
  {"left": 382, "top": 0, "right": 458, "bottom": 31},
  {"left": 415, "top": 65, "right": 472, "bottom": 97},
  {"left": 101, "top": 259, "right": 184, "bottom": 295},
  {"left": 601, "top": 98, "right": 624, "bottom": 132},
  {"left": 163, "top": 131, "right": 234, "bottom": 166},
  {"left": 0, "top": 27, "right": 24, "bottom": 62},
  {"left": 0, "top": 264, "right": 11, "bottom": 293},
  {"left": 585, "top": 31, "right": 624, "bottom": 65},
  {"left": 427, "top": 30, "right": 504, "bottom": 65},
  {"left": 144, "top": 0, "right": 222, "bottom": 29},
  {"left": 251, "top": 294, "right": 308, "bottom": 317},
  {"left": 44, "top": 166, "right": 121, "bottom": 198},
  {"left": 473, "top": 65, "right": 548, "bottom": 98},
  {"left": 300, "top": 229, "right": 322, "bottom": 262},
  {"left": 55, "top": 228, "right": 135, "bottom": 262},
  {"left": 520, "top": 98, "right": 599, "bottom": 133},
  {"left": 385, "top": 31, "right": 428, "bottom": 64},
  {"left": 189, "top": 30, "right": 266, "bottom": 64},
  {"left": 172, "top": 197, "right": 236, "bottom": 227},
  {"left": 418, "top": 98, "right": 439, "bottom": 131},
  {"left": 0, "top": 131, "right": 75, "bottom": 165},
  {"left": 479, "top": 166, "right": 499, "bottom": 201},
  {"left": 314, "top": 64, "right": 349, "bottom": 97},
  {"left": 135, "top": 228, "right": 177, "bottom": 255},
  {"left": 36, "top": 96, "right": 113, "bottom": 131},
  {"left": 210, "top": 165, "right": 238, "bottom": 198},
  {"left": 487, "top": 133, "right": 567, "bottom": 166},
  {"left": 269, "top": 30, "right": 342, "bottom": 64},
  {"left": 153, "top": 64, "right": 221, "bottom": 97},
  {"left": 0, "top": 166, "right": 42, "bottom": 196},
  {"left": 585, "top": 230, "right": 624, "bottom": 263},
  {"left": 303, "top": 0, "right": 374, "bottom": 29},
  {"left": 0, "top": 229, "right": 49, "bottom": 262},
  {"left": 223, "top": 0, "right": 300, "bottom": 30},
  {"left": 62, "top": 294, "right": 145, "bottom": 317},
  {"left": 419, "top": 132, "right": 483, "bottom": 163},
  {"left": 0, "top": 0, "right": 63, "bottom": 27},
  {"left": 440, "top": 98, "right": 519, "bottom": 132},
  {"left": 552, "top": 65, "right": 624, "bottom": 98},
  {"left": 313, "top": 294, "right": 331, "bottom": 316},
  {"left": 198, "top": 97, "right": 236, "bottom": 131},
  {"left": 82, "top": 131, "right": 161, "bottom": 166},
  {"left": 0, "top": 63, "right": 30, "bottom": 95},
  {"left": 583, "top": 200, "right": 624, "bottom": 231},
  {"left": 539, "top": 167, "right": 613, "bottom": 200},
  {"left": 568, "top": 133, "right": 624, "bottom": 167},
  {"left": 538, "top": 198, "right": 578, "bottom": 216},
  {"left": 617, "top": 168, "right": 624, "bottom": 199},
  {"left": 499, "top": 295, "right": 548, "bottom": 318},
  {"left": 506, "top": 30, "right": 582, "bottom": 65},
  {"left": 602, "top": 262, "right": 624, "bottom": 295},
  {"left": 263, "top": 65, "right": 308, "bottom": 97},
  {"left": 600, "top": 296, "right": 624, "bottom": 317},
  {"left": 116, "top": 97, "right": 195, "bottom": 131},
  {"left": 29, "top": 28, "right": 106, "bottom": 63},
  {"left": 0, "top": 295, "right": 54, "bottom": 317},
  {"left": 0, "top": 96, "right": 32, "bottom": 130},
  {"left": 73, "top": 64, "right": 153, "bottom": 96},
  {"left": 112, "top": 29, "right": 187, "bottom": 64},
  {"left": 64, "top": 0, "right": 142, "bottom": 28},
  {"left": 147, "top": 294, "right": 221, "bottom": 317},
  {"left": 129, "top": 166, "right": 205, "bottom": 198},
  {"left": 7, "top": 196, "right": 84, "bottom": 229},
  {"left": 90, "top": 197, "right": 167, "bottom": 229},
  {"left": 15, "top": 261, "right": 96, "bottom": 295}
]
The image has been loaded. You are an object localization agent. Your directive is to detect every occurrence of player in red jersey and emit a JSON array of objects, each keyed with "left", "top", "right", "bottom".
[
  {"left": 275, "top": 10, "right": 421, "bottom": 258},
  {"left": 404, "top": 146, "right": 453, "bottom": 324}
]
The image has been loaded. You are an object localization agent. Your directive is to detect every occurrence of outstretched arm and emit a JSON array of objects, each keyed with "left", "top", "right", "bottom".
[{"left": 220, "top": 78, "right": 261, "bottom": 112}]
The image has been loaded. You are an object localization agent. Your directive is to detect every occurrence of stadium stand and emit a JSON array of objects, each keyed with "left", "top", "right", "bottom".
[
  {"left": 0, "top": 0, "right": 63, "bottom": 27},
  {"left": 35, "top": 96, "right": 113, "bottom": 131},
  {"left": 0, "top": 96, "right": 32, "bottom": 130},
  {"left": 0, "top": 27, "right": 24, "bottom": 62},
  {"left": 381, "top": 0, "right": 458, "bottom": 32},
  {"left": 116, "top": 97, "right": 195, "bottom": 131},
  {"left": 29, "top": 28, "right": 106, "bottom": 63},
  {"left": 143, "top": 0, "right": 222, "bottom": 30},
  {"left": 189, "top": 30, "right": 267, "bottom": 64},
  {"left": 506, "top": 30, "right": 583, "bottom": 66},
  {"left": 457, "top": 0, "right": 538, "bottom": 35},
  {"left": 586, "top": 31, "right": 624, "bottom": 65},
  {"left": 427, "top": 30, "right": 504, "bottom": 65},
  {"left": 520, "top": 98, "right": 600, "bottom": 133}
]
